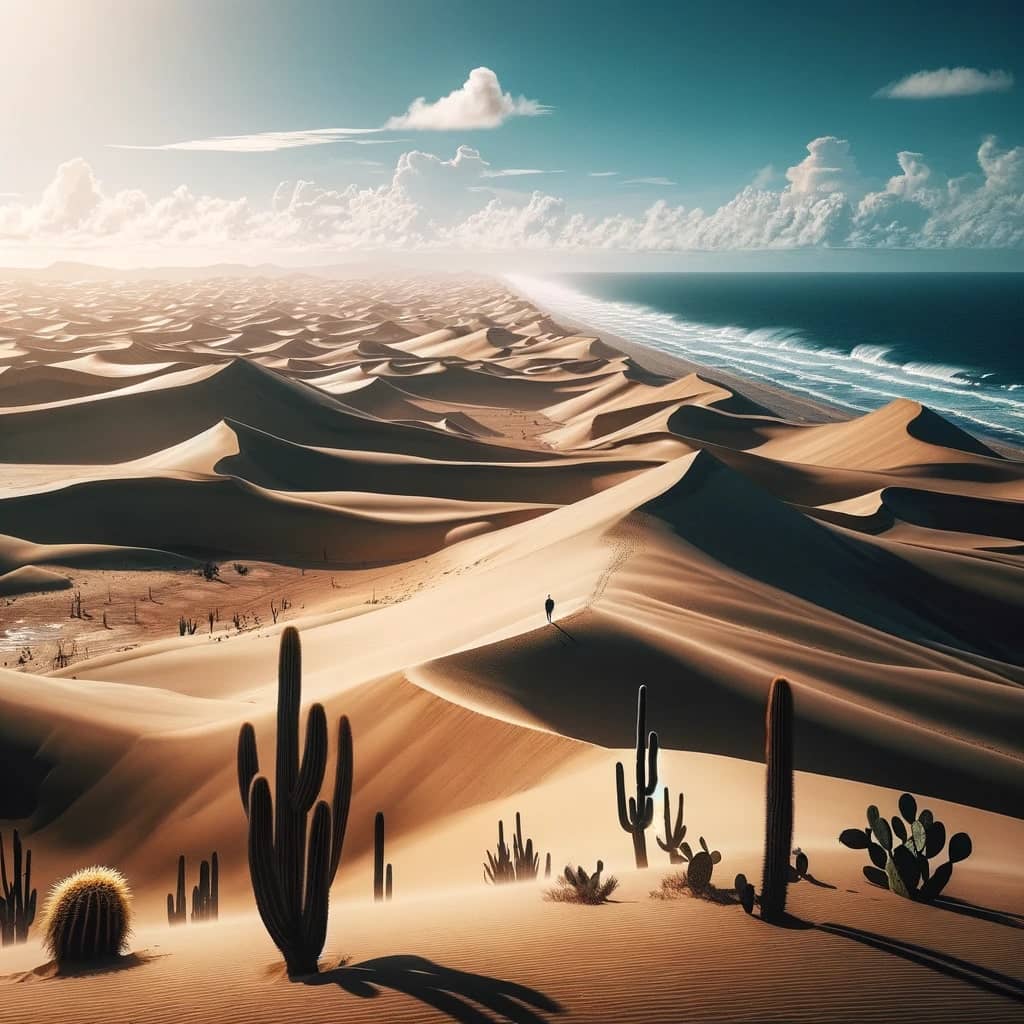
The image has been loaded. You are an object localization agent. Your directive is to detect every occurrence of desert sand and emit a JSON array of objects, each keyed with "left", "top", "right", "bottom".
[{"left": 0, "top": 272, "right": 1022, "bottom": 1023}]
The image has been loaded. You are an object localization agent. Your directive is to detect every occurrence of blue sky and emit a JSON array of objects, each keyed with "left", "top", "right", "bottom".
[{"left": 0, "top": 0, "right": 1021, "bottom": 265}]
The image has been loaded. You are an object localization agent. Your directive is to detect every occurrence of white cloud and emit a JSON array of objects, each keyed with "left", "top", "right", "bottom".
[
  {"left": 3, "top": 136, "right": 1024, "bottom": 255},
  {"left": 875, "top": 67, "right": 1014, "bottom": 100},
  {"left": 385, "top": 67, "right": 548, "bottom": 130},
  {"left": 482, "top": 168, "right": 564, "bottom": 178},
  {"left": 785, "top": 136, "right": 865, "bottom": 197},
  {"left": 112, "top": 128, "right": 386, "bottom": 153},
  {"left": 621, "top": 177, "right": 676, "bottom": 186},
  {"left": 751, "top": 164, "right": 778, "bottom": 189},
  {"left": 588, "top": 171, "right": 618, "bottom": 177}
]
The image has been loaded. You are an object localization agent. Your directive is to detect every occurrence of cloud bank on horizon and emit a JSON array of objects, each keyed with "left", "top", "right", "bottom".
[{"left": 3, "top": 132, "right": 1022, "bottom": 256}]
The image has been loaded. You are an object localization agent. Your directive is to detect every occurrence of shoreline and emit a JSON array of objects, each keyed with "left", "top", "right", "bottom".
[{"left": 511, "top": 278, "right": 1024, "bottom": 461}]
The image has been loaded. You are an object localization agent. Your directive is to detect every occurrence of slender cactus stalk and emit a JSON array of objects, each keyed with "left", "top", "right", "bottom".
[
  {"left": 373, "top": 812, "right": 385, "bottom": 902},
  {"left": 760, "top": 677, "right": 794, "bottom": 921},
  {"left": 615, "top": 685, "right": 659, "bottom": 868}
]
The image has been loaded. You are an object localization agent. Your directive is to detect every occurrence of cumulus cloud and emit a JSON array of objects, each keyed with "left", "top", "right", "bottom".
[
  {"left": 385, "top": 67, "right": 548, "bottom": 130},
  {"left": 3, "top": 135, "right": 1024, "bottom": 255},
  {"left": 785, "top": 136, "right": 865, "bottom": 197},
  {"left": 875, "top": 67, "right": 1014, "bottom": 100}
]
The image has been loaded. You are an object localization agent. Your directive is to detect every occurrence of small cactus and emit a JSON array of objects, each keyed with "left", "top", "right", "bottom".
[
  {"left": 166, "top": 855, "right": 186, "bottom": 926},
  {"left": 0, "top": 830, "right": 37, "bottom": 945},
  {"left": 484, "top": 820, "right": 515, "bottom": 884},
  {"left": 655, "top": 789, "right": 687, "bottom": 864},
  {"left": 839, "top": 792, "right": 972, "bottom": 902},
  {"left": 511, "top": 812, "right": 541, "bottom": 880},
  {"left": 792, "top": 848, "right": 809, "bottom": 881},
  {"left": 680, "top": 836, "right": 721, "bottom": 893},
  {"left": 484, "top": 812, "right": 544, "bottom": 884},
  {"left": 734, "top": 873, "right": 755, "bottom": 914},
  {"left": 373, "top": 812, "right": 392, "bottom": 903},
  {"left": 547, "top": 860, "right": 619, "bottom": 904},
  {"left": 43, "top": 867, "right": 131, "bottom": 968}
]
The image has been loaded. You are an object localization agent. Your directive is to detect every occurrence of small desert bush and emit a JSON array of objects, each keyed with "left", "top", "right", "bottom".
[
  {"left": 650, "top": 869, "right": 734, "bottom": 905},
  {"left": 545, "top": 861, "right": 618, "bottom": 905},
  {"left": 43, "top": 866, "right": 132, "bottom": 967}
]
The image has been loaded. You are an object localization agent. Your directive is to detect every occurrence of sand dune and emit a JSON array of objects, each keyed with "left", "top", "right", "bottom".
[{"left": 1, "top": 273, "right": 1022, "bottom": 1024}]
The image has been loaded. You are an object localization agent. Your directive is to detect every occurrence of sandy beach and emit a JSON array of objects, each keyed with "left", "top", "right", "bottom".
[{"left": 1, "top": 271, "right": 1022, "bottom": 1024}]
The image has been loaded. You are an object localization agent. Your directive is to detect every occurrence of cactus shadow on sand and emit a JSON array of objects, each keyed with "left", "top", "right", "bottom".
[
  {"left": 304, "top": 954, "right": 564, "bottom": 1024},
  {"left": 817, "top": 923, "right": 1024, "bottom": 1004},
  {"left": 930, "top": 895, "right": 1024, "bottom": 930}
]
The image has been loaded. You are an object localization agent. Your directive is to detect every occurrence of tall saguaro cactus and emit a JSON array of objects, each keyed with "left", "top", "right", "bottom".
[
  {"left": 0, "top": 830, "right": 37, "bottom": 944},
  {"left": 615, "top": 685, "right": 659, "bottom": 868},
  {"left": 237, "top": 626, "right": 354, "bottom": 976},
  {"left": 760, "top": 676, "right": 794, "bottom": 921}
]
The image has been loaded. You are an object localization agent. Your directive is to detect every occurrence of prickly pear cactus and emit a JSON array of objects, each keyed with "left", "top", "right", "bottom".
[
  {"left": 734, "top": 873, "right": 755, "bottom": 914},
  {"left": 681, "top": 836, "right": 721, "bottom": 893},
  {"left": 839, "top": 793, "right": 972, "bottom": 902}
]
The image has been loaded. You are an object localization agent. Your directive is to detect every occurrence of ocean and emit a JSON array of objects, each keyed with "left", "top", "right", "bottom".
[{"left": 510, "top": 273, "right": 1024, "bottom": 446}]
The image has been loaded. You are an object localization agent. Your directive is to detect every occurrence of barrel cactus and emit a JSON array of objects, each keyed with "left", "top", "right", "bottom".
[
  {"left": 43, "top": 867, "right": 132, "bottom": 967},
  {"left": 839, "top": 793, "right": 973, "bottom": 901},
  {"left": 681, "top": 836, "right": 721, "bottom": 893}
]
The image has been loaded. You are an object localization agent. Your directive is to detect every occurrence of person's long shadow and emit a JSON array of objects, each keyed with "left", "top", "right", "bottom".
[
  {"left": 818, "top": 923, "right": 1024, "bottom": 1004},
  {"left": 304, "top": 954, "right": 564, "bottom": 1024},
  {"left": 549, "top": 622, "right": 578, "bottom": 646}
]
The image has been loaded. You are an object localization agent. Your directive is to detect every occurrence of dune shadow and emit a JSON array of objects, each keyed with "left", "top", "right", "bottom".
[
  {"left": 818, "top": 923, "right": 1024, "bottom": 1004},
  {"left": 305, "top": 954, "right": 564, "bottom": 1024}
]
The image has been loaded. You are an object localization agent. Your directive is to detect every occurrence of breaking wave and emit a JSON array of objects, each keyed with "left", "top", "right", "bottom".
[{"left": 508, "top": 274, "right": 1024, "bottom": 444}]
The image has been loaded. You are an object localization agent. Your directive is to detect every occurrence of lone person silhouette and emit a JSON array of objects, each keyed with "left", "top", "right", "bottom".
[{"left": 545, "top": 594, "right": 555, "bottom": 624}]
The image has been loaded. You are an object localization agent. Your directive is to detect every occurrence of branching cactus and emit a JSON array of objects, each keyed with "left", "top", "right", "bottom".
[
  {"left": 0, "top": 830, "right": 37, "bottom": 945},
  {"left": 237, "top": 626, "right": 354, "bottom": 976},
  {"left": 839, "top": 792, "right": 973, "bottom": 901},
  {"left": 511, "top": 812, "right": 541, "bottom": 881},
  {"left": 656, "top": 790, "right": 687, "bottom": 864},
  {"left": 484, "top": 820, "right": 516, "bottom": 884},
  {"left": 615, "top": 685, "right": 659, "bottom": 868}
]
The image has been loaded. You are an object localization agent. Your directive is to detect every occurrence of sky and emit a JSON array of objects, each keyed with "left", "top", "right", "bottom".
[{"left": 0, "top": 0, "right": 1022, "bottom": 268}]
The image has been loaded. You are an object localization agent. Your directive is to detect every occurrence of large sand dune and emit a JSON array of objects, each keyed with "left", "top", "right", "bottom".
[{"left": 1, "top": 273, "right": 1022, "bottom": 1023}]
